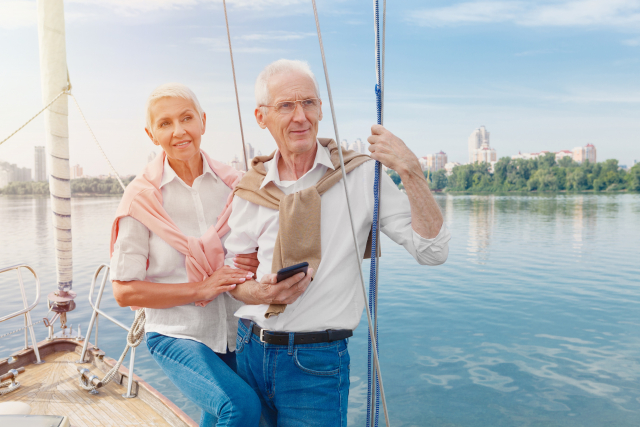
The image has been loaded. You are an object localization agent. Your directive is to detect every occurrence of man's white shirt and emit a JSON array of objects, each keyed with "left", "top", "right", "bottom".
[{"left": 225, "top": 140, "right": 451, "bottom": 332}]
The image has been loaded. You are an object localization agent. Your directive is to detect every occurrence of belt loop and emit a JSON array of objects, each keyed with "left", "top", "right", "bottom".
[
  {"left": 246, "top": 321, "right": 254, "bottom": 344},
  {"left": 288, "top": 332, "right": 294, "bottom": 355}
]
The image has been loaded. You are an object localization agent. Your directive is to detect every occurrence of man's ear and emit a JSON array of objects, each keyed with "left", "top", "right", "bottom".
[
  {"left": 145, "top": 127, "right": 159, "bottom": 145},
  {"left": 255, "top": 108, "right": 267, "bottom": 129},
  {"left": 318, "top": 100, "right": 323, "bottom": 121}
]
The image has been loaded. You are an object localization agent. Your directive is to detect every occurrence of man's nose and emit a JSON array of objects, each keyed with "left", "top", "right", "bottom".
[{"left": 291, "top": 102, "right": 306, "bottom": 122}]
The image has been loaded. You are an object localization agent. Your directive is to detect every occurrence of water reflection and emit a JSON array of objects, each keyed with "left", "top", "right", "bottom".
[{"left": 468, "top": 195, "right": 495, "bottom": 264}]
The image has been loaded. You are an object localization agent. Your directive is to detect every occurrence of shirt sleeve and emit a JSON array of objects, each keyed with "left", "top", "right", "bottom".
[
  {"left": 110, "top": 216, "right": 150, "bottom": 282},
  {"left": 377, "top": 168, "right": 451, "bottom": 266},
  {"left": 224, "top": 196, "right": 261, "bottom": 267}
]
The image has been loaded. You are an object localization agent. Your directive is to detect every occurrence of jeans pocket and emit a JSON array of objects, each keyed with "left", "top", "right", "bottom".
[{"left": 294, "top": 345, "right": 341, "bottom": 376}]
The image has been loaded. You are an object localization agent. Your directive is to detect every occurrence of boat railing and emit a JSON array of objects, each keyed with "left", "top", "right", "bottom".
[
  {"left": 79, "top": 263, "right": 137, "bottom": 398},
  {"left": 0, "top": 264, "right": 42, "bottom": 364}
]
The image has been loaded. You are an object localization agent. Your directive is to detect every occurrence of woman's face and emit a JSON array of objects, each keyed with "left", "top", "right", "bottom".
[{"left": 146, "top": 97, "right": 206, "bottom": 163}]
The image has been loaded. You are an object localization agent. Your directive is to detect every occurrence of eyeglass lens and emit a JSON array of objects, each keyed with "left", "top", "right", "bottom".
[{"left": 276, "top": 99, "right": 319, "bottom": 114}]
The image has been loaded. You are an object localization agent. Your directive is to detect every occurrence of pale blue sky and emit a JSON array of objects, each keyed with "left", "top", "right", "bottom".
[{"left": 1, "top": 0, "right": 639, "bottom": 176}]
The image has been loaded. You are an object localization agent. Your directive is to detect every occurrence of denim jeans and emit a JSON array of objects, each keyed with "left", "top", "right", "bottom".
[
  {"left": 146, "top": 332, "right": 261, "bottom": 427},
  {"left": 235, "top": 320, "right": 350, "bottom": 427}
]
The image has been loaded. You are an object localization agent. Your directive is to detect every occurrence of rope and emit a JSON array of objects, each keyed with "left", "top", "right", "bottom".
[
  {"left": 0, "top": 319, "right": 45, "bottom": 339},
  {"left": 310, "top": 1, "right": 390, "bottom": 425},
  {"left": 368, "top": 0, "right": 387, "bottom": 425},
  {"left": 0, "top": 379, "right": 20, "bottom": 396},
  {"left": 0, "top": 90, "right": 68, "bottom": 146},
  {"left": 68, "top": 94, "right": 126, "bottom": 191},
  {"left": 80, "top": 309, "right": 145, "bottom": 392},
  {"left": 222, "top": 0, "right": 249, "bottom": 172}
]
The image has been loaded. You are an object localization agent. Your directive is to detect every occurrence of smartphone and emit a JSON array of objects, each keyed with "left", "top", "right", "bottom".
[{"left": 276, "top": 262, "right": 309, "bottom": 282}]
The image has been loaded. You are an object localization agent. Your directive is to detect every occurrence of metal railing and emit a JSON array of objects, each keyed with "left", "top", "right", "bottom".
[
  {"left": 79, "top": 263, "right": 137, "bottom": 398},
  {"left": 0, "top": 264, "right": 42, "bottom": 363}
]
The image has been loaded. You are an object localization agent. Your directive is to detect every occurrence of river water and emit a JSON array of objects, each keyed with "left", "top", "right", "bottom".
[{"left": 1, "top": 194, "right": 638, "bottom": 426}]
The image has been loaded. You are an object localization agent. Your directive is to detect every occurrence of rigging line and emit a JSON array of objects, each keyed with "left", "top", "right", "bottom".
[
  {"left": 0, "top": 90, "right": 68, "bottom": 147},
  {"left": 369, "top": 0, "right": 387, "bottom": 425},
  {"left": 68, "top": 94, "right": 126, "bottom": 191},
  {"left": 310, "top": 1, "right": 391, "bottom": 426},
  {"left": 223, "top": 0, "right": 249, "bottom": 172}
]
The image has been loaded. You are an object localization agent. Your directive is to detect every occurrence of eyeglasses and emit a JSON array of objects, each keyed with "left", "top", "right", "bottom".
[{"left": 261, "top": 98, "right": 320, "bottom": 115}]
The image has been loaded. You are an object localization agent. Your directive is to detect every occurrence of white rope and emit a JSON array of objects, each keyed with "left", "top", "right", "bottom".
[
  {"left": 80, "top": 309, "right": 145, "bottom": 392},
  {"left": 222, "top": 0, "right": 249, "bottom": 172},
  {"left": 310, "top": 1, "right": 391, "bottom": 425},
  {"left": 0, "top": 379, "right": 19, "bottom": 396},
  {"left": 68, "top": 94, "right": 126, "bottom": 191},
  {"left": 0, "top": 90, "right": 68, "bottom": 146}
]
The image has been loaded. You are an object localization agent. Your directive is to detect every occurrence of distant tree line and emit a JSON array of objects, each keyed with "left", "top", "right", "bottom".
[
  {"left": 0, "top": 176, "right": 135, "bottom": 196},
  {"left": 387, "top": 154, "right": 640, "bottom": 193}
]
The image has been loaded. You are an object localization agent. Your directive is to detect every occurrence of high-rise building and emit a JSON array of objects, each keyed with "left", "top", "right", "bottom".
[
  {"left": 348, "top": 138, "right": 367, "bottom": 155},
  {"left": 0, "top": 161, "right": 31, "bottom": 185},
  {"left": 34, "top": 146, "right": 47, "bottom": 181},
  {"left": 229, "top": 155, "right": 243, "bottom": 171},
  {"left": 572, "top": 144, "right": 596, "bottom": 164},
  {"left": 420, "top": 151, "right": 448, "bottom": 172},
  {"left": 468, "top": 126, "right": 490, "bottom": 164},
  {"left": 70, "top": 164, "right": 83, "bottom": 179}
]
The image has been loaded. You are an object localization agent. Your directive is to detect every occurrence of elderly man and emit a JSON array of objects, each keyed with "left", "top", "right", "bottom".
[{"left": 226, "top": 59, "right": 450, "bottom": 426}]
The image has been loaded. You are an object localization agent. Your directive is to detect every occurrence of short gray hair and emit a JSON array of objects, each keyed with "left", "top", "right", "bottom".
[
  {"left": 145, "top": 83, "right": 204, "bottom": 133},
  {"left": 255, "top": 59, "right": 321, "bottom": 111}
]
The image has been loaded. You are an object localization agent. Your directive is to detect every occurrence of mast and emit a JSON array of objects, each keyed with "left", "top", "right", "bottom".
[{"left": 37, "top": 0, "right": 73, "bottom": 295}]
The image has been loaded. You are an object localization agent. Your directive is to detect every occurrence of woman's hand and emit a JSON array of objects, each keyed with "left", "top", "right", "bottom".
[
  {"left": 196, "top": 266, "right": 254, "bottom": 306},
  {"left": 233, "top": 252, "right": 260, "bottom": 277}
]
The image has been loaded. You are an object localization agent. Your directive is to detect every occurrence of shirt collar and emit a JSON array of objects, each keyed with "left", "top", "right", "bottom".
[
  {"left": 160, "top": 152, "right": 217, "bottom": 189},
  {"left": 260, "top": 140, "right": 335, "bottom": 189}
]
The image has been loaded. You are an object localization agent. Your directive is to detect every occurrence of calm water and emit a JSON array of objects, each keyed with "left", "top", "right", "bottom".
[{"left": 1, "top": 194, "right": 639, "bottom": 426}]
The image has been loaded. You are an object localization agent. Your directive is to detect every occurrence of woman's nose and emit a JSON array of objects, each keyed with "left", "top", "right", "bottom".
[{"left": 173, "top": 121, "right": 186, "bottom": 136}]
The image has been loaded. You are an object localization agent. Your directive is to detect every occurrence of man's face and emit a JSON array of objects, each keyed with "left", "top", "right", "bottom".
[
  {"left": 255, "top": 72, "right": 323, "bottom": 156},
  {"left": 146, "top": 97, "right": 206, "bottom": 163}
]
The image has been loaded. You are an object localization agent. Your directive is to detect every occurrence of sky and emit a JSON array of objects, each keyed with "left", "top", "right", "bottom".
[{"left": 1, "top": 0, "right": 639, "bottom": 176}]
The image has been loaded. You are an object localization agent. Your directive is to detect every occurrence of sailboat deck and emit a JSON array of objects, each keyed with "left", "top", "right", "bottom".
[
  {"left": 5, "top": 350, "right": 171, "bottom": 427},
  {"left": 0, "top": 339, "right": 196, "bottom": 427}
]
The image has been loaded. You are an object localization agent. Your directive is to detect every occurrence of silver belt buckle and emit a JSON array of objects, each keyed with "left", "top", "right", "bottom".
[{"left": 259, "top": 329, "right": 266, "bottom": 343}]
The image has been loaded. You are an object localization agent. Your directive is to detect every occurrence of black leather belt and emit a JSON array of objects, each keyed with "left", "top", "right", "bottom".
[{"left": 241, "top": 318, "right": 352, "bottom": 345}]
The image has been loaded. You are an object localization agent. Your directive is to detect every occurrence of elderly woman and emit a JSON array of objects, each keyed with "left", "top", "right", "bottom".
[{"left": 109, "top": 83, "right": 261, "bottom": 426}]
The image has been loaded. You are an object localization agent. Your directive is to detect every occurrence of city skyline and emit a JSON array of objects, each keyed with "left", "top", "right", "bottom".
[{"left": 1, "top": 0, "right": 638, "bottom": 177}]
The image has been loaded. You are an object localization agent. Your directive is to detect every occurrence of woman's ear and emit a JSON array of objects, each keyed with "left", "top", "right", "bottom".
[
  {"left": 201, "top": 112, "right": 207, "bottom": 135},
  {"left": 145, "top": 128, "right": 159, "bottom": 145}
]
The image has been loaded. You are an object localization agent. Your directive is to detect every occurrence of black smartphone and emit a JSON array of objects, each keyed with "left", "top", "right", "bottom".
[{"left": 276, "top": 262, "right": 309, "bottom": 282}]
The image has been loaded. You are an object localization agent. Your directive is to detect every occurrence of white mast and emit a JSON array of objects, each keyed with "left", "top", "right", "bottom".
[{"left": 37, "top": 0, "right": 73, "bottom": 293}]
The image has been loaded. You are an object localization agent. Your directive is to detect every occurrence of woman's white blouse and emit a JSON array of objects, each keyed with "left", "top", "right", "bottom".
[{"left": 110, "top": 155, "right": 242, "bottom": 353}]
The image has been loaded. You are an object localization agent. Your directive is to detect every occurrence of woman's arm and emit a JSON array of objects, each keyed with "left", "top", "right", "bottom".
[{"left": 113, "top": 266, "right": 253, "bottom": 309}]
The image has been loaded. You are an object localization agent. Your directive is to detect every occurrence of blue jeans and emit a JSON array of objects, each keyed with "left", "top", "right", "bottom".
[
  {"left": 235, "top": 320, "right": 350, "bottom": 427},
  {"left": 146, "top": 332, "right": 261, "bottom": 427}
]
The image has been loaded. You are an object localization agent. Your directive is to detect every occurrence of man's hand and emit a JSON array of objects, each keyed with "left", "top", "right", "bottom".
[
  {"left": 367, "top": 125, "right": 421, "bottom": 176},
  {"left": 233, "top": 252, "right": 260, "bottom": 277},
  {"left": 230, "top": 268, "right": 314, "bottom": 305}
]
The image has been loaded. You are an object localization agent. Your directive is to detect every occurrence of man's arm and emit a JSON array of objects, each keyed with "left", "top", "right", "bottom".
[
  {"left": 229, "top": 269, "right": 313, "bottom": 305},
  {"left": 367, "top": 125, "right": 443, "bottom": 239},
  {"left": 225, "top": 196, "right": 312, "bottom": 305}
]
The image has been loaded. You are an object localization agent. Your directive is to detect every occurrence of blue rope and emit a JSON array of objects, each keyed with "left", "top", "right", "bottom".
[{"left": 367, "top": 0, "right": 383, "bottom": 425}]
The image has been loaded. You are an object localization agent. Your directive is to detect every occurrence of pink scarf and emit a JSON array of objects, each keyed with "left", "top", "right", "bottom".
[{"left": 110, "top": 149, "right": 243, "bottom": 307}]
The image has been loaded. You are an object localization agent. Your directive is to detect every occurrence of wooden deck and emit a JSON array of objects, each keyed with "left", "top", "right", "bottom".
[{"left": 0, "top": 339, "right": 197, "bottom": 427}]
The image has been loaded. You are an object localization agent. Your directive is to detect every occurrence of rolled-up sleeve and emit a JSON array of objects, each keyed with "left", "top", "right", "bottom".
[
  {"left": 110, "top": 216, "right": 150, "bottom": 282},
  {"left": 378, "top": 168, "right": 450, "bottom": 266}
]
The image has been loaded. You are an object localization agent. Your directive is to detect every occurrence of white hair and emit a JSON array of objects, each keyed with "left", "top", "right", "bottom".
[
  {"left": 255, "top": 59, "right": 321, "bottom": 111},
  {"left": 145, "top": 83, "right": 204, "bottom": 133}
]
